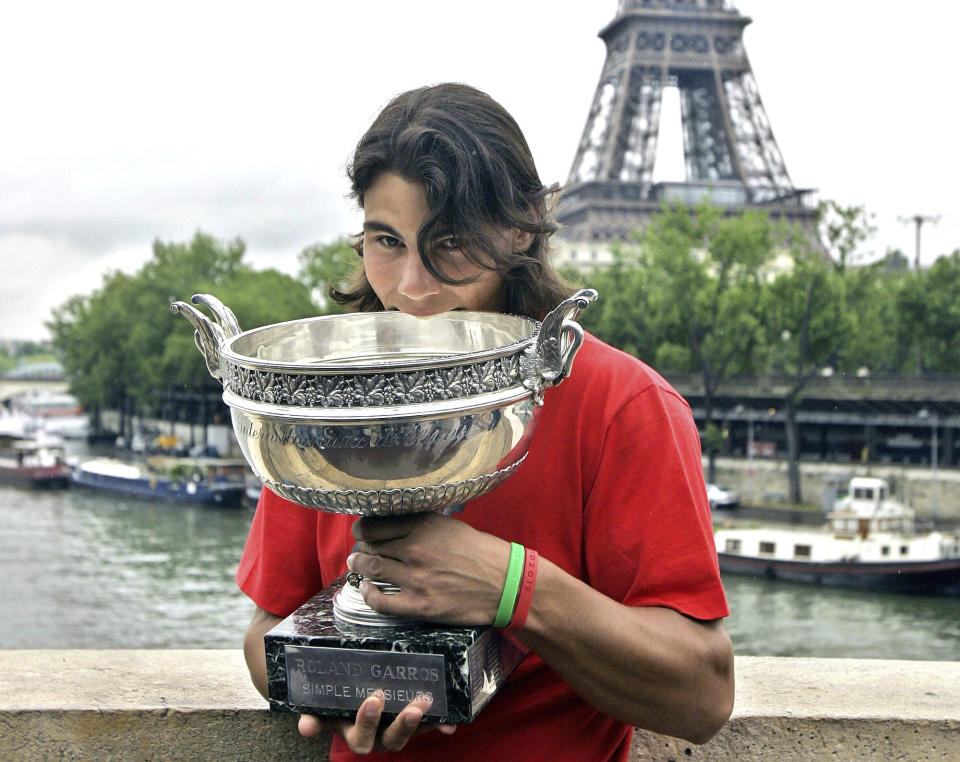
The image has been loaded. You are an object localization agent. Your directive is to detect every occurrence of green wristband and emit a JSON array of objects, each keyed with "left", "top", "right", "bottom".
[{"left": 494, "top": 542, "right": 526, "bottom": 628}]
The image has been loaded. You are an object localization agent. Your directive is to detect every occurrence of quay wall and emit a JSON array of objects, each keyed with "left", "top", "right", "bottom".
[
  {"left": 708, "top": 455, "right": 960, "bottom": 521},
  {"left": 1, "top": 650, "right": 958, "bottom": 761}
]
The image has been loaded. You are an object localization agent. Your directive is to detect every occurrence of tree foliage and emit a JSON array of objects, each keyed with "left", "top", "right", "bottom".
[
  {"left": 574, "top": 199, "right": 956, "bottom": 503},
  {"left": 759, "top": 234, "right": 853, "bottom": 501},
  {"left": 48, "top": 232, "right": 318, "bottom": 418},
  {"left": 574, "top": 243, "right": 654, "bottom": 361},
  {"left": 641, "top": 202, "right": 778, "bottom": 480},
  {"left": 298, "top": 237, "right": 361, "bottom": 313},
  {"left": 817, "top": 200, "right": 876, "bottom": 271},
  {"left": 894, "top": 249, "right": 960, "bottom": 373}
]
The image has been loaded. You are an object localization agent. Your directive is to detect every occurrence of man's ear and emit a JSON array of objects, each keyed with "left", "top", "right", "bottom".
[{"left": 513, "top": 229, "right": 535, "bottom": 253}]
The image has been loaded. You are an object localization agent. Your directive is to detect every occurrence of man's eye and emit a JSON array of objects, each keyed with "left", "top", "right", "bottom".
[
  {"left": 439, "top": 237, "right": 461, "bottom": 251},
  {"left": 377, "top": 235, "right": 401, "bottom": 248}
]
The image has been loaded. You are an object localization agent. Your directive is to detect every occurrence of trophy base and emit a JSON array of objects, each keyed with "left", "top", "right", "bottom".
[{"left": 264, "top": 574, "right": 526, "bottom": 724}]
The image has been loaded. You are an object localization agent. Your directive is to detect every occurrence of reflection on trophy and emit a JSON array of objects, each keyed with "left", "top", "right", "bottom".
[{"left": 171, "top": 288, "right": 596, "bottom": 723}]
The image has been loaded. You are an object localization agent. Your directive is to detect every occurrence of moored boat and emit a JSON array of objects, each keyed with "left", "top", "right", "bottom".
[
  {"left": 9, "top": 391, "right": 90, "bottom": 440},
  {"left": 0, "top": 433, "right": 71, "bottom": 488},
  {"left": 715, "top": 477, "right": 960, "bottom": 594},
  {"left": 70, "top": 455, "right": 247, "bottom": 506}
]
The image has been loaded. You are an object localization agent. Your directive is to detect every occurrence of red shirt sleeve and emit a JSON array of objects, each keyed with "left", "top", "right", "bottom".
[
  {"left": 583, "top": 382, "right": 729, "bottom": 620},
  {"left": 235, "top": 487, "right": 325, "bottom": 617}
]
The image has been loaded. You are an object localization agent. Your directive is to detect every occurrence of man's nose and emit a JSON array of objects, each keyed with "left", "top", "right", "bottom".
[{"left": 397, "top": 250, "right": 442, "bottom": 299}]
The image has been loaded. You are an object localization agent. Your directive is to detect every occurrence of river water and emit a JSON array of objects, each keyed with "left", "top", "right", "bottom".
[{"left": 2, "top": 480, "right": 959, "bottom": 658}]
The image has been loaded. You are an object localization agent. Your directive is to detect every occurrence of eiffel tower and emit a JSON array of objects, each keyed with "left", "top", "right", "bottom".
[{"left": 555, "top": 0, "right": 816, "bottom": 266}]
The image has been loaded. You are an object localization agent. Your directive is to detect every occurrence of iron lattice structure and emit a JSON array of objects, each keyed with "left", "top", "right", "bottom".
[{"left": 557, "top": 0, "right": 816, "bottom": 247}]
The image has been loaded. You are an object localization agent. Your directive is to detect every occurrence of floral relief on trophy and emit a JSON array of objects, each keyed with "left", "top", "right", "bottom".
[{"left": 223, "top": 355, "right": 522, "bottom": 408}]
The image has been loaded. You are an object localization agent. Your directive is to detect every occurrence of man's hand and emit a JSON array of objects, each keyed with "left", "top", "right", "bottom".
[
  {"left": 297, "top": 690, "right": 456, "bottom": 754},
  {"left": 346, "top": 512, "right": 510, "bottom": 625}
]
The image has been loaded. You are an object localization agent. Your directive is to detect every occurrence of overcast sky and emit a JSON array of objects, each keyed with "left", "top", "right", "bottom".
[{"left": 2, "top": 1, "right": 957, "bottom": 341}]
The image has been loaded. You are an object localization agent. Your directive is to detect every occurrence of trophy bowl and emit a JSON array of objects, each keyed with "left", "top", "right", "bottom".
[{"left": 171, "top": 289, "right": 597, "bottom": 517}]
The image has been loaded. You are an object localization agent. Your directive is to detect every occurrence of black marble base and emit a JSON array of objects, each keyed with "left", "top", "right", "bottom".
[{"left": 264, "top": 574, "right": 525, "bottom": 724}]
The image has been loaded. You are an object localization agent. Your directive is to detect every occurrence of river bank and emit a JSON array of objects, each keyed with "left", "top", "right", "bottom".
[{"left": 707, "top": 455, "right": 960, "bottom": 523}]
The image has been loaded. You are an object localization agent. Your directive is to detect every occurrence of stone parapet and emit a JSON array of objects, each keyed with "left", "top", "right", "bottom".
[{"left": 1, "top": 651, "right": 958, "bottom": 760}]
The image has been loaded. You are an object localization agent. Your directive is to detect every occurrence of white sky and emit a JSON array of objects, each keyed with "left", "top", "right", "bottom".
[{"left": 2, "top": 0, "right": 958, "bottom": 341}]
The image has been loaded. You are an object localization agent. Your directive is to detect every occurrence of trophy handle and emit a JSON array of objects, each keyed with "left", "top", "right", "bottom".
[
  {"left": 169, "top": 293, "right": 242, "bottom": 382},
  {"left": 190, "top": 293, "right": 242, "bottom": 338},
  {"left": 521, "top": 288, "right": 597, "bottom": 402}
]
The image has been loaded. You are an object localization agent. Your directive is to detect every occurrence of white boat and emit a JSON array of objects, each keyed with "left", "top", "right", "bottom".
[
  {"left": 715, "top": 477, "right": 960, "bottom": 594},
  {"left": 70, "top": 455, "right": 248, "bottom": 506},
  {"left": 0, "top": 432, "right": 70, "bottom": 488}
]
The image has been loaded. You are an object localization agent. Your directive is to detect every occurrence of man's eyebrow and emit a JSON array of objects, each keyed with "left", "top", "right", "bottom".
[{"left": 362, "top": 220, "right": 404, "bottom": 239}]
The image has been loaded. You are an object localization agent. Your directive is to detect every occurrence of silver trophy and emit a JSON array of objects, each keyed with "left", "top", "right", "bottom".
[{"left": 171, "top": 288, "right": 596, "bottom": 722}]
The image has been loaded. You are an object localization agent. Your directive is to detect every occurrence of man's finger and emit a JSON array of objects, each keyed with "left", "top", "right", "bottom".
[
  {"left": 379, "top": 695, "right": 432, "bottom": 751},
  {"left": 297, "top": 713, "right": 325, "bottom": 738},
  {"left": 343, "top": 690, "right": 385, "bottom": 755},
  {"left": 347, "top": 550, "right": 405, "bottom": 584}
]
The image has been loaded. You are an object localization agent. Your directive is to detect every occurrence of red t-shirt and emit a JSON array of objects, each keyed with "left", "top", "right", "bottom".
[{"left": 237, "top": 333, "right": 728, "bottom": 761}]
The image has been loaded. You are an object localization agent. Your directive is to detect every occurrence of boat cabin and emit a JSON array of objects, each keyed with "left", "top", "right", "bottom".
[
  {"left": 828, "top": 477, "right": 914, "bottom": 539},
  {"left": 0, "top": 434, "right": 66, "bottom": 468}
]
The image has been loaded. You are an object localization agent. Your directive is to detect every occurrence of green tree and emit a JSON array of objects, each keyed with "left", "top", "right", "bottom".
[
  {"left": 817, "top": 200, "right": 876, "bottom": 272},
  {"left": 575, "top": 242, "right": 655, "bottom": 361},
  {"left": 48, "top": 232, "right": 318, "bottom": 438},
  {"left": 159, "top": 266, "right": 318, "bottom": 389},
  {"left": 0, "top": 349, "right": 13, "bottom": 376},
  {"left": 640, "top": 202, "right": 777, "bottom": 482},
  {"left": 298, "top": 237, "right": 361, "bottom": 313},
  {"left": 13, "top": 340, "right": 51, "bottom": 358},
  {"left": 759, "top": 234, "right": 852, "bottom": 502},
  {"left": 838, "top": 258, "right": 903, "bottom": 375},
  {"left": 48, "top": 272, "right": 142, "bottom": 435},
  {"left": 894, "top": 250, "right": 960, "bottom": 373}
]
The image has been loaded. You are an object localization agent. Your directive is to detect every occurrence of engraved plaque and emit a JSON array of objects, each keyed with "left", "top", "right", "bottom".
[
  {"left": 264, "top": 574, "right": 527, "bottom": 723},
  {"left": 284, "top": 645, "right": 448, "bottom": 716}
]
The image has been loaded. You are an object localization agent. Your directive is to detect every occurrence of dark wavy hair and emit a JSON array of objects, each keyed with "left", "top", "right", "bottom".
[{"left": 330, "top": 83, "right": 574, "bottom": 319}]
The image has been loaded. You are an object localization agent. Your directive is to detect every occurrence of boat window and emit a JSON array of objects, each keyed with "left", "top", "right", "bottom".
[
  {"left": 854, "top": 488, "right": 863, "bottom": 499},
  {"left": 879, "top": 487, "right": 886, "bottom": 499},
  {"left": 793, "top": 544, "right": 811, "bottom": 559},
  {"left": 881, "top": 545, "right": 890, "bottom": 556},
  {"left": 724, "top": 538, "right": 741, "bottom": 553},
  {"left": 759, "top": 541, "right": 776, "bottom": 555},
  {"left": 900, "top": 545, "right": 909, "bottom": 556}
]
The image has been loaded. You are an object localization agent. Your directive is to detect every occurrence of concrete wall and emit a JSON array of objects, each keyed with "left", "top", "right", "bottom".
[
  {"left": 708, "top": 455, "right": 960, "bottom": 521},
  {"left": 2, "top": 651, "right": 958, "bottom": 761}
]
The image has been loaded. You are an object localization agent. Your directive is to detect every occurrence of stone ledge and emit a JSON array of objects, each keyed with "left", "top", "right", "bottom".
[{"left": 1, "top": 651, "right": 958, "bottom": 760}]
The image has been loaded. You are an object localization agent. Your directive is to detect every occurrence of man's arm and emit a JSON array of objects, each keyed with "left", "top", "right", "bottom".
[
  {"left": 350, "top": 513, "right": 734, "bottom": 744},
  {"left": 514, "top": 557, "right": 733, "bottom": 744},
  {"left": 243, "top": 606, "right": 282, "bottom": 699}
]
